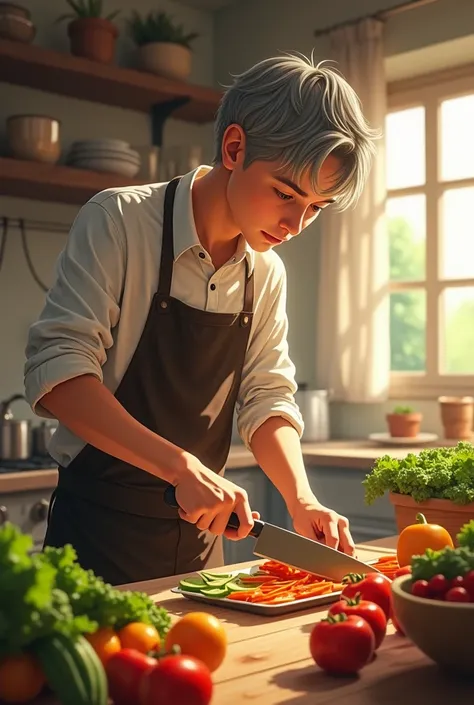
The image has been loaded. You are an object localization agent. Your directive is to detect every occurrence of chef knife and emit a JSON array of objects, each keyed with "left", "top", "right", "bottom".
[{"left": 164, "top": 485, "right": 380, "bottom": 582}]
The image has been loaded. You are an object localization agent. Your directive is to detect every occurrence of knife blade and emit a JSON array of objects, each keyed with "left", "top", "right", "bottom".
[{"left": 164, "top": 485, "right": 379, "bottom": 582}]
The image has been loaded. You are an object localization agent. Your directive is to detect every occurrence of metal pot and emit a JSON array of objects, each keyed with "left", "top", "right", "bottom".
[
  {"left": 32, "top": 421, "right": 57, "bottom": 457},
  {"left": 0, "top": 393, "right": 32, "bottom": 460},
  {"left": 294, "top": 385, "right": 331, "bottom": 442}
]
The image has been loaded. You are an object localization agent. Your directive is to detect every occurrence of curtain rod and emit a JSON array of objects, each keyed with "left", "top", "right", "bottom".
[
  {"left": 313, "top": 0, "right": 439, "bottom": 38},
  {"left": 1, "top": 217, "right": 71, "bottom": 234}
]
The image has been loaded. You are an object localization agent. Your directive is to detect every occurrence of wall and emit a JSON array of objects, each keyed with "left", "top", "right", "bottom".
[
  {"left": 214, "top": 0, "right": 474, "bottom": 438},
  {"left": 0, "top": 0, "right": 214, "bottom": 417}
]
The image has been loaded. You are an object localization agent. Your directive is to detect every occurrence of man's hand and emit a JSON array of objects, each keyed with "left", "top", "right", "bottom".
[
  {"left": 174, "top": 453, "right": 257, "bottom": 540},
  {"left": 289, "top": 496, "right": 356, "bottom": 555}
]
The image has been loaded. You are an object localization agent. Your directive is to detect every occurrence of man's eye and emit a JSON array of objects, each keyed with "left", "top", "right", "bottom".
[
  {"left": 312, "top": 205, "right": 322, "bottom": 213},
  {"left": 274, "top": 188, "right": 292, "bottom": 200}
]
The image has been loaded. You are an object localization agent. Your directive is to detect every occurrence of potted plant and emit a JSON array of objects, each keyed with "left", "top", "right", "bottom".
[
  {"left": 363, "top": 442, "right": 474, "bottom": 543},
  {"left": 126, "top": 10, "right": 199, "bottom": 81},
  {"left": 56, "top": 0, "right": 120, "bottom": 64},
  {"left": 386, "top": 404, "right": 422, "bottom": 438}
]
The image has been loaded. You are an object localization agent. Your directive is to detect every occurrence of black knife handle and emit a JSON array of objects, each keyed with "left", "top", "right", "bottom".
[{"left": 164, "top": 485, "right": 264, "bottom": 538}]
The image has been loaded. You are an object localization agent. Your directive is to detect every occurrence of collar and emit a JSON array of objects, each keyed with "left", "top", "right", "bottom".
[{"left": 172, "top": 165, "right": 255, "bottom": 274}]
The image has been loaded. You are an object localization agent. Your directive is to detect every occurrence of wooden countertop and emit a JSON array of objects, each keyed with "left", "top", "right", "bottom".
[
  {"left": 114, "top": 535, "right": 471, "bottom": 705},
  {"left": 0, "top": 439, "right": 455, "bottom": 493},
  {"left": 0, "top": 438, "right": 458, "bottom": 493}
]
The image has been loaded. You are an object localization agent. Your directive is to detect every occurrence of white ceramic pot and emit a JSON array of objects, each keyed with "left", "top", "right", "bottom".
[{"left": 138, "top": 42, "right": 192, "bottom": 81}]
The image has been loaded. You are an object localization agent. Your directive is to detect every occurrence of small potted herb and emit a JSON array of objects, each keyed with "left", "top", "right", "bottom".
[
  {"left": 386, "top": 404, "right": 422, "bottom": 438},
  {"left": 56, "top": 0, "right": 120, "bottom": 64},
  {"left": 126, "top": 10, "right": 199, "bottom": 81},
  {"left": 363, "top": 442, "right": 474, "bottom": 543}
]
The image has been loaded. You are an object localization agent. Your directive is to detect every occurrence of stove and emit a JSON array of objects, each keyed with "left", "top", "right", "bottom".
[{"left": 0, "top": 456, "right": 57, "bottom": 473}]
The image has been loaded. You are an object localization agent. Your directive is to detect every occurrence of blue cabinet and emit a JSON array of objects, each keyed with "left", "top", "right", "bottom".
[{"left": 222, "top": 467, "right": 272, "bottom": 565}]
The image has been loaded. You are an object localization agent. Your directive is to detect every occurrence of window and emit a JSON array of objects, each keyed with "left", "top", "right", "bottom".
[{"left": 386, "top": 65, "right": 474, "bottom": 398}]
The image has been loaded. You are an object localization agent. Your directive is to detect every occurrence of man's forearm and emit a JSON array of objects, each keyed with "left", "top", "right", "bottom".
[
  {"left": 40, "top": 374, "right": 186, "bottom": 483},
  {"left": 249, "top": 416, "right": 314, "bottom": 514}
]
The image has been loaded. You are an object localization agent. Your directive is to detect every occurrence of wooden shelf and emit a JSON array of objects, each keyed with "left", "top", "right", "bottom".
[
  {"left": 0, "top": 157, "right": 150, "bottom": 204},
  {"left": 0, "top": 39, "right": 222, "bottom": 122}
]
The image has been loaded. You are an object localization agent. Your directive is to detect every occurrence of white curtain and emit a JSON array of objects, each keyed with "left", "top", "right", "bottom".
[{"left": 315, "top": 18, "right": 390, "bottom": 403}]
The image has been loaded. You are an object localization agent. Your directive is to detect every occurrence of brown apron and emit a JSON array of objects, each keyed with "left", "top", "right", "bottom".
[{"left": 43, "top": 177, "right": 255, "bottom": 586}]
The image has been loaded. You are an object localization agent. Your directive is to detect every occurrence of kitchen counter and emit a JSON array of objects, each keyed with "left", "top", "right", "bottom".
[
  {"left": 112, "top": 535, "right": 471, "bottom": 705},
  {"left": 0, "top": 438, "right": 459, "bottom": 493}
]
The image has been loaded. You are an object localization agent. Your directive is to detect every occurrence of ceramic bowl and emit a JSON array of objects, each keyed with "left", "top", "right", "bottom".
[
  {"left": 7, "top": 114, "right": 61, "bottom": 163},
  {"left": 0, "top": 13, "right": 34, "bottom": 42},
  {"left": 391, "top": 575, "right": 474, "bottom": 675}
]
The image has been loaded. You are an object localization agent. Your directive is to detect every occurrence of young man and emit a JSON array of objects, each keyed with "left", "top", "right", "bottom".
[{"left": 24, "top": 54, "right": 378, "bottom": 586}]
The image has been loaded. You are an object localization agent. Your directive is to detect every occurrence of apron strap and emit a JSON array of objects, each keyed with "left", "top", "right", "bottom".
[
  {"left": 243, "top": 258, "right": 254, "bottom": 312},
  {"left": 157, "top": 177, "right": 181, "bottom": 297}
]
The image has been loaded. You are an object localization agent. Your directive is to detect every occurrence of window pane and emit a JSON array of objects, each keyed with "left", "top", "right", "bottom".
[
  {"left": 440, "top": 187, "right": 474, "bottom": 279},
  {"left": 390, "top": 290, "right": 426, "bottom": 372},
  {"left": 386, "top": 107, "right": 425, "bottom": 189},
  {"left": 388, "top": 195, "right": 426, "bottom": 282},
  {"left": 442, "top": 287, "right": 474, "bottom": 374},
  {"left": 440, "top": 93, "right": 474, "bottom": 181}
]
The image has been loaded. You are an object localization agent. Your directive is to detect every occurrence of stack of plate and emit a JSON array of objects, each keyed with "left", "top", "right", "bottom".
[{"left": 67, "top": 139, "right": 141, "bottom": 178}]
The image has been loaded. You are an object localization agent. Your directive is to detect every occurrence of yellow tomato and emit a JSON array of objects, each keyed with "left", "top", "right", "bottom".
[
  {"left": 84, "top": 627, "right": 121, "bottom": 664},
  {"left": 117, "top": 622, "right": 160, "bottom": 654},
  {"left": 0, "top": 653, "right": 46, "bottom": 703},
  {"left": 165, "top": 612, "right": 227, "bottom": 672}
]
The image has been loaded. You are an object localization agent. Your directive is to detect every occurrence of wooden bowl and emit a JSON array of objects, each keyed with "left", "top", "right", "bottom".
[{"left": 391, "top": 575, "right": 474, "bottom": 675}]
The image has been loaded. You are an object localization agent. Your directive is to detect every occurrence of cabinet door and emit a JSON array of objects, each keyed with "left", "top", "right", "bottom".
[{"left": 222, "top": 468, "right": 270, "bottom": 566}]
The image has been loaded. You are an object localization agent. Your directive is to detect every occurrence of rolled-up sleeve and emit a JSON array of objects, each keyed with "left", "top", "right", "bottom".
[
  {"left": 24, "top": 200, "right": 125, "bottom": 417},
  {"left": 236, "top": 258, "right": 304, "bottom": 449}
]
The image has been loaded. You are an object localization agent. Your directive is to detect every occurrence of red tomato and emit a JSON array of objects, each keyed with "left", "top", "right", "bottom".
[
  {"left": 309, "top": 614, "right": 375, "bottom": 675},
  {"left": 140, "top": 655, "right": 213, "bottom": 705},
  {"left": 462, "top": 570, "right": 474, "bottom": 599},
  {"left": 427, "top": 574, "right": 450, "bottom": 598},
  {"left": 445, "top": 586, "right": 470, "bottom": 602},
  {"left": 341, "top": 573, "right": 392, "bottom": 619},
  {"left": 411, "top": 579, "right": 430, "bottom": 598},
  {"left": 105, "top": 648, "right": 156, "bottom": 705},
  {"left": 328, "top": 594, "right": 387, "bottom": 649}
]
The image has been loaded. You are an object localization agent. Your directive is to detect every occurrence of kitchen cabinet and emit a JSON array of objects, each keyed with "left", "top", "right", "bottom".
[
  {"left": 222, "top": 467, "right": 272, "bottom": 565},
  {"left": 267, "top": 464, "right": 397, "bottom": 544}
]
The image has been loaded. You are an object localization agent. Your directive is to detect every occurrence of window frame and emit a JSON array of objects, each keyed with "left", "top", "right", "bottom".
[{"left": 387, "top": 63, "right": 474, "bottom": 400}]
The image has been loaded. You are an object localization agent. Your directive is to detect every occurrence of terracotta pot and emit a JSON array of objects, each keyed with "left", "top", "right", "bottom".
[
  {"left": 386, "top": 412, "right": 422, "bottom": 438},
  {"left": 138, "top": 42, "right": 192, "bottom": 81},
  {"left": 438, "top": 396, "right": 474, "bottom": 440},
  {"left": 7, "top": 114, "right": 61, "bottom": 163},
  {"left": 389, "top": 492, "right": 474, "bottom": 545},
  {"left": 68, "top": 17, "right": 118, "bottom": 64}
]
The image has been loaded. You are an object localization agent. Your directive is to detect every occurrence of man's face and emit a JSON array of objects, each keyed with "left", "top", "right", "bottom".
[{"left": 223, "top": 128, "right": 341, "bottom": 252}]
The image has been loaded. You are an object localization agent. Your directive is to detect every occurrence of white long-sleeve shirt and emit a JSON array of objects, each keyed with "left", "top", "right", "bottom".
[{"left": 24, "top": 165, "right": 304, "bottom": 468}]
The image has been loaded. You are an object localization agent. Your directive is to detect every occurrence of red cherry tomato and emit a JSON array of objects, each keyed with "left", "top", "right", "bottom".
[
  {"left": 140, "top": 655, "right": 213, "bottom": 705},
  {"left": 309, "top": 614, "right": 375, "bottom": 675},
  {"left": 328, "top": 594, "right": 387, "bottom": 649},
  {"left": 105, "top": 648, "right": 156, "bottom": 705},
  {"left": 427, "top": 574, "right": 450, "bottom": 598},
  {"left": 341, "top": 572, "right": 392, "bottom": 619},
  {"left": 445, "top": 586, "right": 470, "bottom": 602},
  {"left": 462, "top": 570, "right": 474, "bottom": 600},
  {"left": 411, "top": 579, "right": 430, "bottom": 598}
]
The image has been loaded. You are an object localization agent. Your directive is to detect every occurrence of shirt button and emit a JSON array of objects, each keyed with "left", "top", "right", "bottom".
[
  {"left": 210, "top": 283, "right": 216, "bottom": 291},
  {"left": 199, "top": 252, "right": 205, "bottom": 259}
]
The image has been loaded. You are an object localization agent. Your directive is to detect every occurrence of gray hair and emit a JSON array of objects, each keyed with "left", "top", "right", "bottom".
[{"left": 214, "top": 52, "right": 380, "bottom": 210}]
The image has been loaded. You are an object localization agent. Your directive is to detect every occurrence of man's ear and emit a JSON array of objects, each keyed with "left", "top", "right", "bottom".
[{"left": 221, "top": 124, "right": 246, "bottom": 171}]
